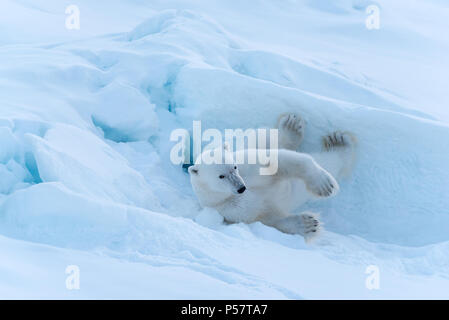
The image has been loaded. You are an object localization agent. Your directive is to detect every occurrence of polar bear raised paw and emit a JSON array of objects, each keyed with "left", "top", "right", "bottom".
[
  {"left": 322, "top": 131, "right": 355, "bottom": 151},
  {"left": 305, "top": 167, "right": 339, "bottom": 197},
  {"left": 277, "top": 113, "right": 305, "bottom": 150}
]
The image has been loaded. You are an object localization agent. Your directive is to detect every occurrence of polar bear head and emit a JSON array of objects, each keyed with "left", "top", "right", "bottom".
[
  {"left": 188, "top": 145, "right": 246, "bottom": 207},
  {"left": 189, "top": 162, "right": 246, "bottom": 194}
]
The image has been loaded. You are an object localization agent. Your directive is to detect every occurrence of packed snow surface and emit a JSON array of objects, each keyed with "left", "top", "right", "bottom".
[{"left": 0, "top": 0, "right": 448, "bottom": 299}]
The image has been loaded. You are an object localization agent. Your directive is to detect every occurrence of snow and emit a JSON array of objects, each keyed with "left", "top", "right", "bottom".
[{"left": 0, "top": 0, "right": 448, "bottom": 299}]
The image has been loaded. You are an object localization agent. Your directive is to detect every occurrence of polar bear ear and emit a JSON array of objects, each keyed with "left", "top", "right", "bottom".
[{"left": 188, "top": 165, "right": 199, "bottom": 175}]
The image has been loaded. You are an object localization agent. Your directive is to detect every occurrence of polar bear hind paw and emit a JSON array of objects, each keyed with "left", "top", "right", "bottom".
[
  {"left": 322, "top": 131, "right": 356, "bottom": 151},
  {"left": 277, "top": 113, "right": 305, "bottom": 150}
]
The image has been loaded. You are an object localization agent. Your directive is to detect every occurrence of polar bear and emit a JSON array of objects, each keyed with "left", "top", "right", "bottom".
[{"left": 188, "top": 113, "right": 356, "bottom": 241}]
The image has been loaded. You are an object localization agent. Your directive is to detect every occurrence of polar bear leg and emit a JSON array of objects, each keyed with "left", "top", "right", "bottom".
[
  {"left": 273, "top": 149, "right": 339, "bottom": 197},
  {"left": 271, "top": 212, "right": 321, "bottom": 241},
  {"left": 276, "top": 113, "right": 305, "bottom": 151}
]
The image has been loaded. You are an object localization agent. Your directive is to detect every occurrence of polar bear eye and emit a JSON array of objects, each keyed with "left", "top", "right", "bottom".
[
  {"left": 219, "top": 175, "right": 225, "bottom": 179},
  {"left": 234, "top": 166, "right": 237, "bottom": 170}
]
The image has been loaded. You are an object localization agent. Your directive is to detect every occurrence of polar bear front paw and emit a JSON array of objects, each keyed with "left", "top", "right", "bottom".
[
  {"left": 271, "top": 212, "right": 322, "bottom": 241},
  {"left": 299, "top": 212, "right": 321, "bottom": 241},
  {"left": 305, "top": 167, "right": 339, "bottom": 197}
]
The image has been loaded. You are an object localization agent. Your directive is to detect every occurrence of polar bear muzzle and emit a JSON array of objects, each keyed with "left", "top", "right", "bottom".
[{"left": 228, "top": 172, "right": 246, "bottom": 195}]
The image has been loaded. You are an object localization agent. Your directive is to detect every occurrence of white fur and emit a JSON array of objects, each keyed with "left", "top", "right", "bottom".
[{"left": 189, "top": 113, "right": 356, "bottom": 241}]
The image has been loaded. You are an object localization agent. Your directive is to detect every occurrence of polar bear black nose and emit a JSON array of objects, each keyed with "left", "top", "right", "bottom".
[{"left": 237, "top": 186, "right": 246, "bottom": 194}]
